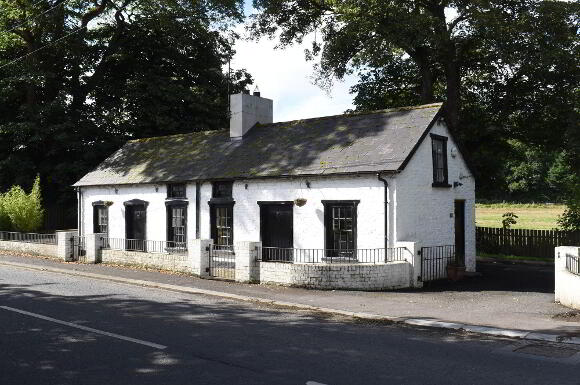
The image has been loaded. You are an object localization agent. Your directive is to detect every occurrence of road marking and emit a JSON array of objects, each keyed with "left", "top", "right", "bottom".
[
  {"left": 306, "top": 382, "right": 328, "bottom": 385},
  {"left": 0, "top": 306, "right": 167, "bottom": 350}
]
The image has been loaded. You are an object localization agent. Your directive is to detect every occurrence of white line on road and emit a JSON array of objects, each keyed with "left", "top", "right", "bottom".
[{"left": 0, "top": 306, "right": 167, "bottom": 350}]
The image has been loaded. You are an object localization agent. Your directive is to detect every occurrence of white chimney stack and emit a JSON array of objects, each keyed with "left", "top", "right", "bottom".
[{"left": 229, "top": 89, "right": 273, "bottom": 140}]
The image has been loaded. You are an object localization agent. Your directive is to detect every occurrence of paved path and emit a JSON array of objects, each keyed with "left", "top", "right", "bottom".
[
  {"left": 1, "top": 264, "right": 580, "bottom": 385},
  {"left": 0, "top": 253, "right": 577, "bottom": 337}
]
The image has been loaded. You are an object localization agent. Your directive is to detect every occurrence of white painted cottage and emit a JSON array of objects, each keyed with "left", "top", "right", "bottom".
[{"left": 73, "top": 91, "right": 475, "bottom": 288}]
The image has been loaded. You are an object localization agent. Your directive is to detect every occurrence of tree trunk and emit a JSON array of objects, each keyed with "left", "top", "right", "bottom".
[
  {"left": 444, "top": 58, "right": 461, "bottom": 132},
  {"left": 420, "top": 65, "right": 434, "bottom": 104}
]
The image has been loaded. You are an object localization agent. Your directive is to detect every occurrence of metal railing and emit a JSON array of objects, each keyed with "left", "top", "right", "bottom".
[
  {"left": 565, "top": 253, "right": 580, "bottom": 276},
  {"left": 0, "top": 231, "right": 57, "bottom": 245},
  {"left": 101, "top": 237, "right": 187, "bottom": 255},
  {"left": 259, "top": 247, "right": 406, "bottom": 264},
  {"left": 420, "top": 245, "right": 456, "bottom": 282}
]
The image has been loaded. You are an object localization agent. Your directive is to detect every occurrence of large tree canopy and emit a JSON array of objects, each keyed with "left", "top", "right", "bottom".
[
  {"left": 250, "top": 0, "right": 579, "bottom": 200},
  {"left": 0, "top": 0, "right": 252, "bottom": 209}
]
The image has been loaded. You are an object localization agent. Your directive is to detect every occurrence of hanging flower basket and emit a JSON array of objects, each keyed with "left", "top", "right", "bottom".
[{"left": 294, "top": 198, "right": 307, "bottom": 207}]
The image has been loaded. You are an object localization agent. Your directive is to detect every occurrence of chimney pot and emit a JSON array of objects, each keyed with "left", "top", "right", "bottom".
[{"left": 253, "top": 86, "right": 261, "bottom": 97}]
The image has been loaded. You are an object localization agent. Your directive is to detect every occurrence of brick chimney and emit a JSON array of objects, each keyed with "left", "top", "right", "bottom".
[{"left": 229, "top": 88, "right": 273, "bottom": 140}]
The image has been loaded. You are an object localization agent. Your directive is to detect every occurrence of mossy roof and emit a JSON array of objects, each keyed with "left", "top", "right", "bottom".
[{"left": 74, "top": 103, "right": 443, "bottom": 186}]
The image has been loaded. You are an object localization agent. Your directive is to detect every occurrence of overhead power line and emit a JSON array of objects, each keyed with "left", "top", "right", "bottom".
[
  {"left": 0, "top": 26, "right": 85, "bottom": 70},
  {"left": 5, "top": 0, "right": 73, "bottom": 34}
]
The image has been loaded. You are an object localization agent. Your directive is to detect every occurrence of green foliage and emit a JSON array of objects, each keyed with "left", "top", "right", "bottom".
[
  {"left": 501, "top": 212, "right": 518, "bottom": 229},
  {"left": 558, "top": 183, "right": 580, "bottom": 232},
  {"left": 251, "top": 0, "right": 580, "bottom": 202},
  {"left": 0, "top": 0, "right": 252, "bottom": 208},
  {"left": 0, "top": 192, "right": 10, "bottom": 230},
  {"left": 2, "top": 176, "right": 44, "bottom": 232}
]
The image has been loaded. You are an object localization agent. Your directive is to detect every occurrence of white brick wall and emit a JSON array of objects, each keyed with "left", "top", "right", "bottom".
[
  {"left": 101, "top": 249, "right": 190, "bottom": 273},
  {"left": 555, "top": 246, "right": 580, "bottom": 310},
  {"left": 259, "top": 261, "right": 411, "bottom": 290},
  {"left": 392, "top": 120, "right": 477, "bottom": 272},
  {"left": 0, "top": 241, "right": 58, "bottom": 258}
]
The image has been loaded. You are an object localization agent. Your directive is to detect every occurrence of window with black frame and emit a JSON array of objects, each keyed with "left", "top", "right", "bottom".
[
  {"left": 167, "top": 183, "right": 186, "bottom": 198},
  {"left": 431, "top": 134, "right": 449, "bottom": 187},
  {"left": 323, "top": 201, "right": 358, "bottom": 260},
  {"left": 93, "top": 205, "right": 108, "bottom": 235},
  {"left": 210, "top": 181, "right": 234, "bottom": 246},
  {"left": 167, "top": 206, "right": 187, "bottom": 247}
]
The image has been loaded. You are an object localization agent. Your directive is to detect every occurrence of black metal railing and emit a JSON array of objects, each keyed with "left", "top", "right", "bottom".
[
  {"left": 565, "top": 253, "right": 580, "bottom": 276},
  {"left": 259, "top": 247, "right": 406, "bottom": 264},
  {"left": 101, "top": 237, "right": 187, "bottom": 255},
  {"left": 0, "top": 231, "right": 57, "bottom": 245},
  {"left": 420, "top": 245, "right": 456, "bottom": 282}
]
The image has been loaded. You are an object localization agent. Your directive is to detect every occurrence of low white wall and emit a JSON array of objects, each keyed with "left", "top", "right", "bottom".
[
  {"left": 555, "top": 246, "right": 580, "bottom": 310},
  {"left": 0, "top": 241, "right": 59, "bottom": 258},
  {"left": 101, "top": 249, "right": 191, "bottom": 273},
  {"left": 258, "top": 261, "right": 411, "bottom": 290}
]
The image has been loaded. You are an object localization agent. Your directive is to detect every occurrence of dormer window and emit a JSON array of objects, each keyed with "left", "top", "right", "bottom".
[
  {"left": 431, "top": 134, "right": 450, "bottom": 187},
  {"left": 167, "top": 183, "right": 186, "bottom": 198}
]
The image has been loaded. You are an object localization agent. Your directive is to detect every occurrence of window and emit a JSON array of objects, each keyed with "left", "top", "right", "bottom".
[
  {"left": 431, "top": 134, "right": 449, "bottom": 187},
  {"left": 322, "top": 201, "right": 359, "bottom": 253},
  {"left": 167, "top": 206, "right": 187, "bottom": 245},
  {"left": 212, "top": 181, "right": 233, "bottom": 198},
  {"left": 210, "top": 181, "right": 234, "bottom": 246},
  {"left": 92, "top": 204, "right": 109, "bottom": 235},
  {"left": 212, "top": 205, "right": 233, "bottom": 246},
  {"left": 168, "top": 183, "right": 186, "bottom": 198}
]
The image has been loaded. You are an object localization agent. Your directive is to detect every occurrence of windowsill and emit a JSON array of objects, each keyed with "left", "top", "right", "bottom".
[{"left": 432, "top": 182, "right": 452, "bottom": 188}]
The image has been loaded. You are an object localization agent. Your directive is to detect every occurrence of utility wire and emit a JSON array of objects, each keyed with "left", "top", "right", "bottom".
[
  {"left": 5, "top": 0, "right": 73, "bottom": 34},
  {"left": 0, "top": 25, "right": 85, "bottom": 70}
]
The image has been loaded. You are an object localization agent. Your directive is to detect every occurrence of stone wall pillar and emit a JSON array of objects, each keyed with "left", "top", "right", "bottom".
[
  {"left": 395, "top": 241, "right": 423, "bottom": 288},
  {"left": 555, "top": 246, "right": 580, "bottom": 306},
  {"left": 189, "top": 239, "right": 213, "bottom": 277},
  {"left": 234, "top": 241, "right": 261, "bottom": 283},
  {"left": 85, "top": 233, "right": 105, "bottom": 264},
  {"left": 57, "top": 230, "right": 78, "bottom": 262}
]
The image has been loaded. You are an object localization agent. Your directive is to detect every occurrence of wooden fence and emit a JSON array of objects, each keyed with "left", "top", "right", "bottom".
[{"left": 476, "top": 227, "right": 580, "bottom": 258}]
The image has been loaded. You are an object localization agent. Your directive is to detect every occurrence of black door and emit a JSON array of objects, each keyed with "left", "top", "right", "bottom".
[
  {"left": 261, "top": 203, "right": 293, "bottom": 261},
  {"left": 454, "top": 200, "right": 465, "bottom": 266},
  {"left": 126, "top": 205, "right": 146, "bottom": 251},
  {"left": 261, "top": 204, "right": 293, "bottom": 248}
]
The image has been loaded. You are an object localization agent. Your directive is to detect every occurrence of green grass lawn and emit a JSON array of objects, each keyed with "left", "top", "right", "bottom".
[{"left": 475, "top": 203, "right": 565, "bottom": 230}]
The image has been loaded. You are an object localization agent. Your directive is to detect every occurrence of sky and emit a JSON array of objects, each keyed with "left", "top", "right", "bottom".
[{"left": 230, "top": 2, "right": 358, "bottom": 123}]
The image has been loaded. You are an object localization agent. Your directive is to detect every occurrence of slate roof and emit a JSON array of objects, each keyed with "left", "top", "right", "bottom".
[{"left": 73, "top": 103, "right": 443, "bottom": 187}]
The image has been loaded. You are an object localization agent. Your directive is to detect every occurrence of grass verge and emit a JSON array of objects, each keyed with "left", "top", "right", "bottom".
[{"left": 477, "top": 252, "right": 553, "bottom": 263}]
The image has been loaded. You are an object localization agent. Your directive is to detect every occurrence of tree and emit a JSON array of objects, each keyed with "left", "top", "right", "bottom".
[
  {"left": 250, "top": 0, "right": 579, "bottom": 200},
  {"left": 0, "top": 0, "right": 252, "bottom": 209}
]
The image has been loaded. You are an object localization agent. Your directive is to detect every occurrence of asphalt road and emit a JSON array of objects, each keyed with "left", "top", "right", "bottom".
[{"left": 1, "top": 265, "right": 579, "bottom": 385}]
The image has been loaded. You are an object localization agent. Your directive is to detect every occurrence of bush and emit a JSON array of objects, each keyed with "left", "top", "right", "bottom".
[
  {"left": 3, "top": 176, "right": 44, "bottom": 232},
  {"left": 558, "top": 182, "right": 580, "bottom": 231},
  {"left": 0, "top": 194, "right": 10, "bottom": 231}
]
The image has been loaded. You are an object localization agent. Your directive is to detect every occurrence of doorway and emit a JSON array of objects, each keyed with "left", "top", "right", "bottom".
[
  {"left": 260, "top": 202, "right": 293, "bottom": 261},
  {"left": 126, "top": 204, "right": 146, "bottom": 251},
  {"left": 454, "top": 200, "right": 465, "bottom": 266}
]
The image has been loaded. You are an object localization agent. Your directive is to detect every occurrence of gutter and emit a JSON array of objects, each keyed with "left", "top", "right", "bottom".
[
  {"left": 377, "top": 174, "right": 389, "bottom": 250},
  {"left": 76, "top": 187, "right": 82, "bottom": 236}
]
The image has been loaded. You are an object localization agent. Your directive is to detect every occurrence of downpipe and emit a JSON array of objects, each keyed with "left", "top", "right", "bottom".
[{"left": 377, "top": 174, "right": 389, "bottom": 250}]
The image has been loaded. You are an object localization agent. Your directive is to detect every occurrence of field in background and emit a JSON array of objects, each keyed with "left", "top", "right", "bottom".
[{"left": 475, "top": 203, "right": 565, "bottom": 230}]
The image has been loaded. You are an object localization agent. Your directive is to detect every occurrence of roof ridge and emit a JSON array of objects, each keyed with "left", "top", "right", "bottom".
[
  {"left": 126, "top": 102, "right": 443, "bottom": 143},
  {"left": 261, "top": 102, "right": 443, "bottom": 128},
  {"left": 128, "top": 129, "right": 224, "bottom": 143}
]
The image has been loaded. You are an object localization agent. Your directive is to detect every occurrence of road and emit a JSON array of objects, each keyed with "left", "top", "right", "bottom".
[{"left": 1, "top": 265, "right": 579, "bottom": 385}]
